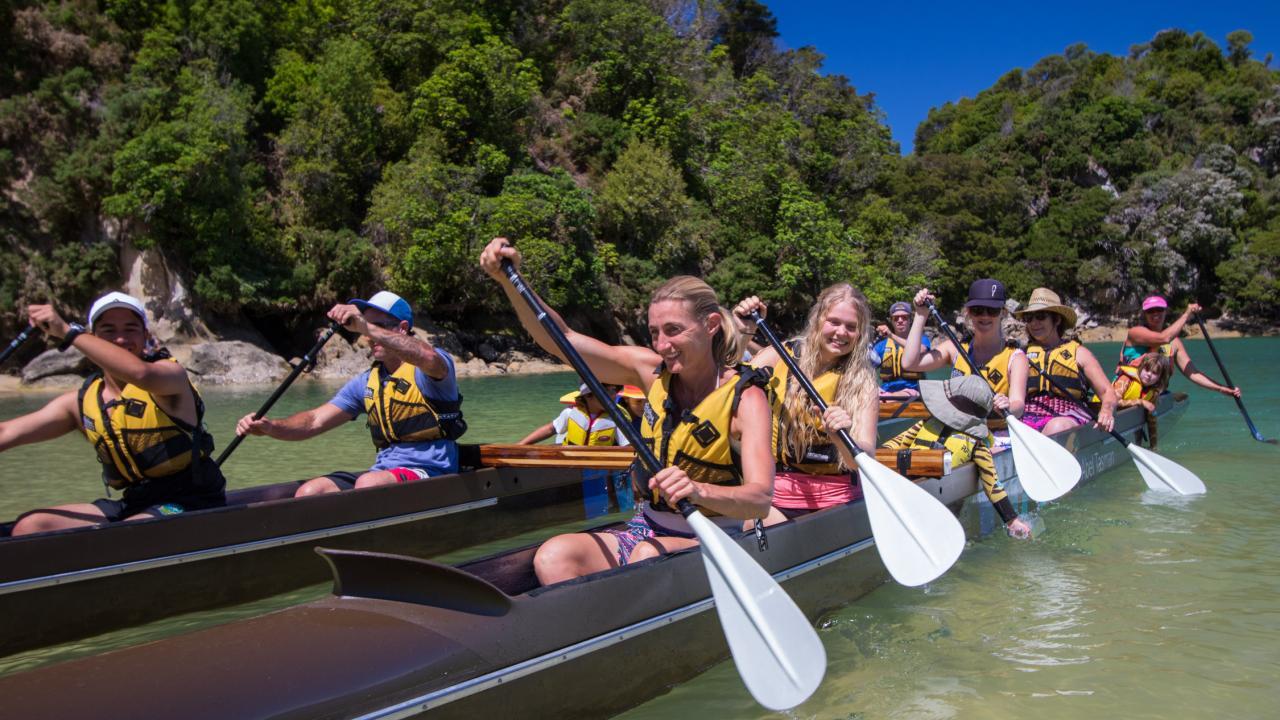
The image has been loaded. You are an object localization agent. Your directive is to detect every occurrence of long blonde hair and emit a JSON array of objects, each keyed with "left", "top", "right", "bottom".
[
  {"left": 780, "top": 283, "right": 876, "bottom": 471},
  {"left": 649, "top": 276, "right": 744, "bottom": 368}
]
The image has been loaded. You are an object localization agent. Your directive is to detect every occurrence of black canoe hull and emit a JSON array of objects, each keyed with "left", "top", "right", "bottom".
[
  {"left": 0, "top": 459, "right": 628, "bottom": 658},
  {"left": 0, "top": 395, "right": 1188, "bottom": 718}
]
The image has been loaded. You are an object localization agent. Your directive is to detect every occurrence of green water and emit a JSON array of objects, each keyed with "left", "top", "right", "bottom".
[
  {"left": 2, "top": 340, "right": 1278, "bottom": 719},
  {"left": 618, "top": 337, "right": 1280, "bottom": 719}
]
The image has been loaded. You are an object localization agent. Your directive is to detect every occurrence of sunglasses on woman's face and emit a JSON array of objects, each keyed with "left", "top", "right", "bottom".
[
  {"left": 968, "top": 306, "right": 1001, "bottom": 317},
  {"left": 1024, "top": 311, "right": 1054, "bottom": 321}
]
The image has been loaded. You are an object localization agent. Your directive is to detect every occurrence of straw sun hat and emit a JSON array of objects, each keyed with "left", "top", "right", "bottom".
[{"left": 1013, "top": 287, "right": 1077, "bottom": 329}]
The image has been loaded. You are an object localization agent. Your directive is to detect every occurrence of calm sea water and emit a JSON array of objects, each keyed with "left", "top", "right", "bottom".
[{"left": 1, "top": 340, "right": 1278, "bottom": 719}]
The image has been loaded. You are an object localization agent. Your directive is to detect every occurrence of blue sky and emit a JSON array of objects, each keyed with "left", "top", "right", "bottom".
[{"left": 767, "top": 1, "right": 1280, "bottom": 154}]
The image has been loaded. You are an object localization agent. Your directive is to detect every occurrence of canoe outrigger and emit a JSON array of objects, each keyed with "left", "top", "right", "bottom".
[{"left": 0, "top": 394, "right": 1189, "bottom": 717}]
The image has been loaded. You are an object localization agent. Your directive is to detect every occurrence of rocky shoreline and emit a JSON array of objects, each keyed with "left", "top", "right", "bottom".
[
  {"left": 0, "top": 318, "right": 1270, "bottom": 395},
  {"left": 0, "top": 325, "right": 570, "bottom": 394}
]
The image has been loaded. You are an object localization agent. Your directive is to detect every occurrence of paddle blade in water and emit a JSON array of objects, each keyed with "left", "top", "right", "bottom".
[
  {"left": 855, "top": 453, "right": 965, "bottom": 587},
  {"left": 688, "top": 511, "right": 826, "bottom": 711},
  {"left": 1127, "top": 444, "right": 1207, "bottom": 495},
  {"left": 1005, "top": 416, "right": 1081, "bottom": 502}
]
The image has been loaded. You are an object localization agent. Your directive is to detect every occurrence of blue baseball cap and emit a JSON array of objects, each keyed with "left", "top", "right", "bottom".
[{"left": 349, "top": 291, "right": 413, "bottom": 328}]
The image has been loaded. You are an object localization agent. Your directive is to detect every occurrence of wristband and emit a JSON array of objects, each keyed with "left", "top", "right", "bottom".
[{"left": 58, "top": 323, "right": 86, "bottom": 352}]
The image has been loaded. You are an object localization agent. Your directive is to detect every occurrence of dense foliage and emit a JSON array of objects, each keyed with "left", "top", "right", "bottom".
[{"left": 2, "top": 1, "right": 1277, "bottom": 341}]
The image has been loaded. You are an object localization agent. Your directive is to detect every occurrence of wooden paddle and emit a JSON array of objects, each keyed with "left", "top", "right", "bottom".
[
  {"left": 1193, "top": 316, "right": 1275, "bottom": 444},
  {"left": 0, "top": 325, "right": 35, "bottom": 366},
  {"left": 925, "top": 301, "right": 1082, "bottom": 502},
  {"left": 218, "top": 322, "right": 341, "bottom": 465},
  {"left": 750, "top": 312, "right": 964, "bottom": 587},
  {"left": 1028, "top": 366, "right": 1206, "bottom": 495},
  {"left": 501, "top": 259, "right": 825, "bottom": 711}
]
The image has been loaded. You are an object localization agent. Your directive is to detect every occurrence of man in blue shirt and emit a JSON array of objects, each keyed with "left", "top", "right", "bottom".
[
  {"left": 234, "top": 291, "right": 465, "bottom": 496},
  {"left": 871, "top": 301, "right": 932, "bottom": 400}
]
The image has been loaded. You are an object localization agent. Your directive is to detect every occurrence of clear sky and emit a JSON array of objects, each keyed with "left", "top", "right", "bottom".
[{"left": 766, "top": 1, "right": 1280, "bottom": 154}]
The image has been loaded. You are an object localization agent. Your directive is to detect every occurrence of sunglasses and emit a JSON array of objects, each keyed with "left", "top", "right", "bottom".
[
  {"left": 369, "top": 319, "right": 402, "bottom": 330},
  {"left": 967, "top": 306, "right": 1001, "bottom": 317},
  {"left": 1023, "top": 311, "right": 1055, "bottom": 321}
]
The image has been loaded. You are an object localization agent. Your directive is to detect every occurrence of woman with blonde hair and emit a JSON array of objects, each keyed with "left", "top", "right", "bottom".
[
  {"left": 734, "top": 284, "right": 879, "bottom": 521},
  {"left": 480, "top": 238, "right": 774, "bottom": 585}
]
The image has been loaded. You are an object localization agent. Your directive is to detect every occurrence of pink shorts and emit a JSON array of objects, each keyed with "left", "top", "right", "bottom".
[
  {"left": 773, "top": 471, "right": 860, "bottom": 511},
  {"left": 1022, "top": 396, "right": 1092, "bottom": 432},
  {"left": 386, "top": 467, "right": 431, "bottom": 483}
]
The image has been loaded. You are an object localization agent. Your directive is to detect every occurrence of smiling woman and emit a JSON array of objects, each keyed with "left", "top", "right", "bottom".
[
  {"left": 733, "top": 284, "right": 880, "bottom": 521},
  {"left": 479, "top": 236, "right": 776, "bottom": 585}
]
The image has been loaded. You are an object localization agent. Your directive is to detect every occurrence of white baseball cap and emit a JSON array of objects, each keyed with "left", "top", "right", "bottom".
[{"left": 89, "top": 292, "right": 148, "bottom": 330}]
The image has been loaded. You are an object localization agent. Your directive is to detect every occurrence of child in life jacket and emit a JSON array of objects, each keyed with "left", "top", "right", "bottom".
[
  {"left": 519, "top": 383, "right": 631, "bottom": 446},
  {"left": 1111, "top": 352, "right": 1172, "bottom": 448},
  {"left": 881, "top": 375, "right": 1033, "bottom": 539}
]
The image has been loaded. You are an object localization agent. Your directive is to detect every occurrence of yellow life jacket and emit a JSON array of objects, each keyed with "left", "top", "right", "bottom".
[
  {"left": 952, "top": 343, "right": 1019, "bottom": 428},
  {"left": 767, "top": 351, "right": 844, "bottom": 476},
  {"left": 78, "top": 360, "right": 212, "bottom": 488},
  {"left": 364, "top": 362, "right": 465, "bottom": 448},
  {"left": 639, "top": 364, "right": 767, "bottom": 514},
  {"left": 1025, "top": 340, "right": 1085, "bottom": 401},
  {"left": 878, "top": 338, "right": 925, "bottom": 384},
  {"left": 563, "top": 407, "right": 620, "bottom": 446},
  {"left": 1114, "top": 365, "right": 1160, "bottom": 403},
  {"left": 908, "top": 417, "right": 990, "bottom": 463}
]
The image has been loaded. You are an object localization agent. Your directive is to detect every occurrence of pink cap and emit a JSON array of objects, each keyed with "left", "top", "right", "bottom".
[{"left": 1141, "top": 295, "right": 1168, "bottom": 311}]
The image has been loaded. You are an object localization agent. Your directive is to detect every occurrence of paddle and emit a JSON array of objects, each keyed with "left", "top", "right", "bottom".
[
  {"left": 217, "top": 322, "right": 341, "bottom": 465},
  {"left": 749, "top": 312, "right": 963, "bottom": 586},
  {"left": 1028, "top": 366, "right": 1206, "bottom": 495},
  {"left": 0, "top": 325, "right": 35, "bottom": 366},
  {"left": 1193, "top": 316, "right": 1275, "bottom": 444},
  {"left": 500, "top": 259, "right": 825, "bottom": 711},
  {"left": 925, "top": 301, "right": 1081, "bottom": 502}
]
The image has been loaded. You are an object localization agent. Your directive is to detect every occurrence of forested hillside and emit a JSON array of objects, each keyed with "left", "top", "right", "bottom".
[{"left": 2, "top": 1, "right": 1277, "bottom": 346}]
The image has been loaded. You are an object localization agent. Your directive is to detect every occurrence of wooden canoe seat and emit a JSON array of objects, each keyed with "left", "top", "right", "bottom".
[{"left": 470, "top": 444, "right": 948, "bottom": 478}]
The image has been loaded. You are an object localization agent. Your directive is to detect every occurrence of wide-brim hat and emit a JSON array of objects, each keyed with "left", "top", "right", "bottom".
[
  {"left": 919, "top": 376, "right": 993, "bottom": 438},
  {"left": 1014, "top": 287, "right": 1077, "bottom": 328},
  {"left": 618, "top": 385, "right": 646, "bottom": 400}
]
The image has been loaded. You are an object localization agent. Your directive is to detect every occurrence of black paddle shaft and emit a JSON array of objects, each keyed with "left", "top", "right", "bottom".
[
  {"left": 1193, "top": 315, "right": 1275, "bottom": 444},
  {"left": 925, "top": 301, "right": 1013, "bottom": 420},
  {"left": 0, "top": 325, "right": 35, "bottom": 366},
  {"left": 500, "top": 260, "right": 699, "bottom": 513},
  {"left": 748, "top": 311, "right": 866, "bottom": 457},
  {"left": 216, "top": 322, "right": 341, "bottom": 465}
]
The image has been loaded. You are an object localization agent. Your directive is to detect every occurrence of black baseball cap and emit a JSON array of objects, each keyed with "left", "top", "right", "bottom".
[{"left": 964, "top": 279, "right": 1007, "bottom": 309}]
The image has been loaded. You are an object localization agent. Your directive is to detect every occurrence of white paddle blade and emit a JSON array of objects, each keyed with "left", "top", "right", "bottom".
[
  {"left": 1005, "top": 416, "right": 1081, "bottom": 502},
  {"left": 855, "top": 454, "right": 965, "bottom": 587},
  {"left": 688, "top": 511, "right": 826, "bottom": 711},
  {"left": 1128, "top": 444, "right": 1206, "bottom": 495}
]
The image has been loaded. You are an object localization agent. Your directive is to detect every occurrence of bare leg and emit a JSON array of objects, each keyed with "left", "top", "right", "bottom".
[
  {"left": 1042, "top": 416, "right": 1082, "bottom": 436},
  {"left": 11, "top": 503, "right": 110, "bottom": 536},
  {"left": 533, "top": 532, "right": 623, "bottom": 585},
  {"left": 293, "top": 476, "right": 342, "bottom": 497},
  {"left": 353, "top": 470, "right": 399, "bottom": 489},
  {"left": 745, "top": 506, "right": 790, "bottom": 530},
  {"left": 628, "top": 536, "right": 699, "bottom": 562}
]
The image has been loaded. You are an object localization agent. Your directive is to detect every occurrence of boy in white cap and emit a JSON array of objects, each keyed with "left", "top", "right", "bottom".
[
  {"left": 0, "top": 292, "right": 226, "bottom": 535},
  {"left": 235, "top": 291, "right": 466, "bottom": 496}
]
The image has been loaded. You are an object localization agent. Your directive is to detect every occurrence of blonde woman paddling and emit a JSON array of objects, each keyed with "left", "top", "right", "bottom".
[
  {"left": 734, "top": 285, "right": 879, "bottom": 522},
  {"left": 480, "top": 237, "right": 774, "bottom": 585}
]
